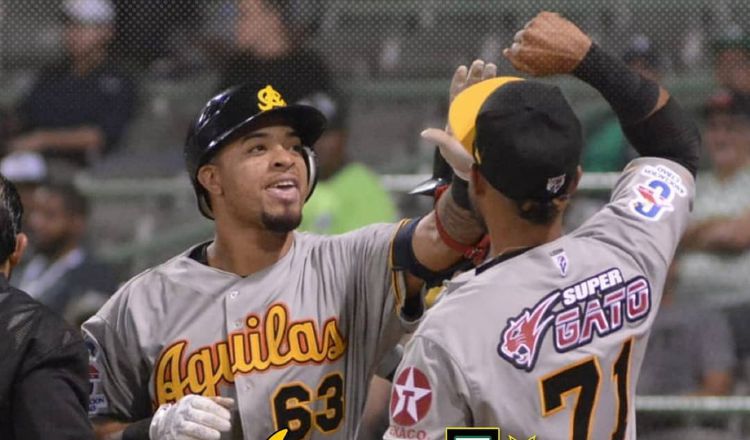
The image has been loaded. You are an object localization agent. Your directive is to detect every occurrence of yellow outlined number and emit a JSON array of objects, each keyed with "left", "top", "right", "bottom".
[
  {"left": 315, "top": 373, "right": 344, "bottom": 432},
  {"left": 272, "top": 372, "right": 344, "bottom": 439},
  {"left": 539, "top": 339, "right": 633, "bottom": 440}
]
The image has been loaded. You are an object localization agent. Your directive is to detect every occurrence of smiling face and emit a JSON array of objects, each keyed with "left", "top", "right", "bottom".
[
  {"left": 197, "top": 120, "right": 310, "bottom": 233},
  {"left": 715, "top": 49, "right": 750, "bottom": 94}
]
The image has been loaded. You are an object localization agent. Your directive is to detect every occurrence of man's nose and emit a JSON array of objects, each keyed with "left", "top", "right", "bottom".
[{"left": 270, "top": 145, "right": 296, "bottom": 169}]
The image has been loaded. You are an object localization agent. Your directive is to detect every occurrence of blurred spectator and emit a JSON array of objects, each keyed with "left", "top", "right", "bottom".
[
  {"left": 218, "top": 0, "right": 332, "bottom": 102},
  {"left": 111, "top": 0, "right": 198, "bottom": 73},
  {"left": 582, "top": 35, "right": 661, "bottom": 172},
  {"left": 712, "top": 31, "right": 750, "bottom": 105},
  {"left": 679, "top": 92, "right": 750, "bottom": 304},
  {"left": 623, "top": 35, "right": 662, "bottom": 82},
  {"left": 639, "top": 262, "right": 736, "bottom": 397},
  {"left": 0, "top": 152, "right": 47, "bottom": 235},
  {"left": 637, "top": 260, "right": 736, "bottom": 438},
  {"left": 0, "top": 174, "right": 93, "bottom": 440},
  {"left": 298, "top": 95, "right": 398, "bottom": 234},
  {"left": 6, "top": 0, "right": 136, "bottom": 174},
  {"left": 13, "top": 183, "right": 118, "bottom": 326}
]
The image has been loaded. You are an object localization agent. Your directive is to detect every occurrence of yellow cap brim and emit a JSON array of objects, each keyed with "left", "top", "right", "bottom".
[{"left": 448, "top": 76, "right": 524, "bottom": 162}]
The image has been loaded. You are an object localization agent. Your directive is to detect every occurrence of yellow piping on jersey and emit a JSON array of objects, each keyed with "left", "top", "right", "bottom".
[
  {"left": 154, "top": 303, "right": 347, "bottom": 405},
  {"left": 389, "top": 219, "right": 411, "bottom": 312},
  {"left": 267, "top": 429, "right": 289, "bottom": 440}
]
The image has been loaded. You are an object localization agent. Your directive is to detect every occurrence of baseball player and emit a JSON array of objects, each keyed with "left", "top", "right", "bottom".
[
  {"left": 82, "top": 63, "right": 497, "bottom": 440},
  {"left": 385, "top": 12, "right": 699, "bottom": 440}
]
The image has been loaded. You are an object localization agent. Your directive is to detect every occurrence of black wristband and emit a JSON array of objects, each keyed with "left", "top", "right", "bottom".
[
  {"left": 450, "top": 177, "right": 471, "bottom": 210},
  {"left": 392, "top": 218, "right": 465, "bottom": 287},
  {"left": 122, "top": 418, "right": 152, "bottom": 440},
  {"left": 622, "top": 99, "right": 700, "bottom": 176},
  {"left": 573, "top": 43, "right": 660, "bottom": 125}
]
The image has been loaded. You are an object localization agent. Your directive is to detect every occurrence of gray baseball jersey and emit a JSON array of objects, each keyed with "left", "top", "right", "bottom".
[
  {"left": 384, "top": 158, "right": 694, "bottom": 440},
  {"left": 83, "top": 222, "right": 418, "bottom": 440}
]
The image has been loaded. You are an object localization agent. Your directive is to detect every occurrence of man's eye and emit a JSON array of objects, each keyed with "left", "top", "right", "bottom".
[
  {"left": 292, "top": 144, "right": 305, "bottom": 154},
  {"left": 249, "top": 145, "right": 267, "bottom": 153}
]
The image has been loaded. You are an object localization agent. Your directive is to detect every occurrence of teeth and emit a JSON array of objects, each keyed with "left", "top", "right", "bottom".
[{"left": 272, "top": 180, "right": 295, "bottom": 189}]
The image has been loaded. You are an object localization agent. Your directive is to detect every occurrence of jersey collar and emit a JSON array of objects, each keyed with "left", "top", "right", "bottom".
[{"left": 475, "top": 246, "right": 534, "bottom": 275}]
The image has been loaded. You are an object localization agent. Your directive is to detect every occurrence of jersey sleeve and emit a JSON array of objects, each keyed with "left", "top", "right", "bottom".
[
  {"left": 330, "top": 221, "right": 420, "bottom": 376},
  {"left": 384, "top": 336, "right": 472, "bottom": 440},
  {"left": 574, "top": 157, "right": 695, "bottom": 282},
  {"left": 81, "top": 287, "right": 153, "bottom": 421}
]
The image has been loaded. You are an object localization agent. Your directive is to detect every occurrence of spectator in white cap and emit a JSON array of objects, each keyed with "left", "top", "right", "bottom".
[
  {"left": 5, "top": 0, "right": 135, "bottom": 173},
  {"left": 63, "top": 0, "right": 115, "bottom": 25}
]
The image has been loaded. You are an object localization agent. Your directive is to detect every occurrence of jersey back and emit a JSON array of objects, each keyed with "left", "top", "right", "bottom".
[{"left": 386, "top": 158, "right": 694, "bottom": 440}]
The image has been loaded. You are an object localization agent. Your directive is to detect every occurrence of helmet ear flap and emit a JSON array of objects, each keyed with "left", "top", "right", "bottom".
[
  {"left": 196, "top": 187, "right": 214, "bottom": 220},
  {"left": 303, "top": 146, "right": 318, "bottom": 201}
]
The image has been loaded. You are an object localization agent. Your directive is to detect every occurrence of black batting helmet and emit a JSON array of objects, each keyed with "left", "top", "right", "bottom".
[{"left": 185, "top": 83, "right": 327, "bottom": 219}]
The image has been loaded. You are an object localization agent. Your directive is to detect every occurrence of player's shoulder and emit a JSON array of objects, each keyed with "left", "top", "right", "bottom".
[
  {"left": 615, "top": 157, "right": 695, "bottom": 198},
  {"left": 622, "top": 156, "right": 694, "bottom": 179},
  {"left": 119, "top": 248, "right": 192, "bottom": 290},
  {"left": 94, "top": 245, "right": 210, "bottom": 316},
  {"left": 1, "top": 286, "right": 78, "bottom": 342},
  {"left": 296, "top": 222, "right": 401, "bottom": 250},
  {"left": 415, "top": 270, "right": 497, "bottom": 342},
  {"left": 419, "top": 238, "right": 577, "bottom": 331}
]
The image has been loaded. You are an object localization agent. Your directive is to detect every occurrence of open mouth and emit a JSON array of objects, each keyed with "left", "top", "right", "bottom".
[
  {"left": 268, "top": 179, "right": 298, "bottom": 190},
  {"left": 265, "top": 178, "right": 301, "bottom": 203}
]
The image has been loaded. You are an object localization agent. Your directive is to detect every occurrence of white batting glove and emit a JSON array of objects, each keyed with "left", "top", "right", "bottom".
[
  {"left": 149, "top": 395, "right": 234, "bottom": 440},
  {"left": 421, "top": 128, "right": 473, "bottom": 181}
]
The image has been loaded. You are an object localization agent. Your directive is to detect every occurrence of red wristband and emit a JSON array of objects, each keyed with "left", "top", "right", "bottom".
[{"left": 434, "top": 185, "right": 489, "bottom": 265}]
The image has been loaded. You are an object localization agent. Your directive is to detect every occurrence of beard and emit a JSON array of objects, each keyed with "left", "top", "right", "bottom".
[
  {"left": 261, "top": 211, "right": 302, "bottom": 233},
  {"left": 34, "top": 235, "right": 70, "bottom": 258}
]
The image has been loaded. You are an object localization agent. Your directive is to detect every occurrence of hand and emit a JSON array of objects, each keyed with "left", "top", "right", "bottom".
[
  {"left": 421, "top": 128, "right": 472, "bottom": 181},
  {"left": 503, "top": 11, "right": 592, "bottom": 76},
  {"left": 428, "top": 59, "right": 495, "bottom": 181},
  {"left": 448, "top": 59, "right": 497, "bottom": 106},
  {"left": 149, "top": 395, "right": 234, "bottom": 440}
]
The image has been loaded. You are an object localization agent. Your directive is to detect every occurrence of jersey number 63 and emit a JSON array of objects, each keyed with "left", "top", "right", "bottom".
[{"left": 272, "top": 372, "right": 345, "bottom": 439}]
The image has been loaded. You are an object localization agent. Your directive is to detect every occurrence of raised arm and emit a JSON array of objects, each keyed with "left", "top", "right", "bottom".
[
  {"left": 503, "top": 11, "right": 700, "bottom": 176},
  {"left": 399, "top": 61, "right": 496, "bottom": 297}
]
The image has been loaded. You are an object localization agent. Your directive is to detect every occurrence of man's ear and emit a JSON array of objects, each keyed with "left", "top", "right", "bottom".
[
  {"left": 197, "top": 163, "right": 223, "bottom": 197},
  {"left": 9, "top": 233, "right": 28, "bottom": 270},
  {"left": 553, "top": 166, "right": 584, "bottom": 210},
  {"left": 568, "top": 166, "right": 583, "bottom": 195}
]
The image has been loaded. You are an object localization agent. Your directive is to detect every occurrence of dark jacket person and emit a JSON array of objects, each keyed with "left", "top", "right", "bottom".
[{"left": 0, "top": 174, "right": 93, "bottom": 440}]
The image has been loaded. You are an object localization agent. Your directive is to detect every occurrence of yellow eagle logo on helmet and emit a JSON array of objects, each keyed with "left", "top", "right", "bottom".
[{"left": 257, "top": 85, "right": 287, "bottom": 111}]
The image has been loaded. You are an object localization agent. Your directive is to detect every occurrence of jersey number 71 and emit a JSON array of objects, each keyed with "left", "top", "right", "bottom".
[{"left": 539, "top": 339, "right": 633, "bottom": 440}]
